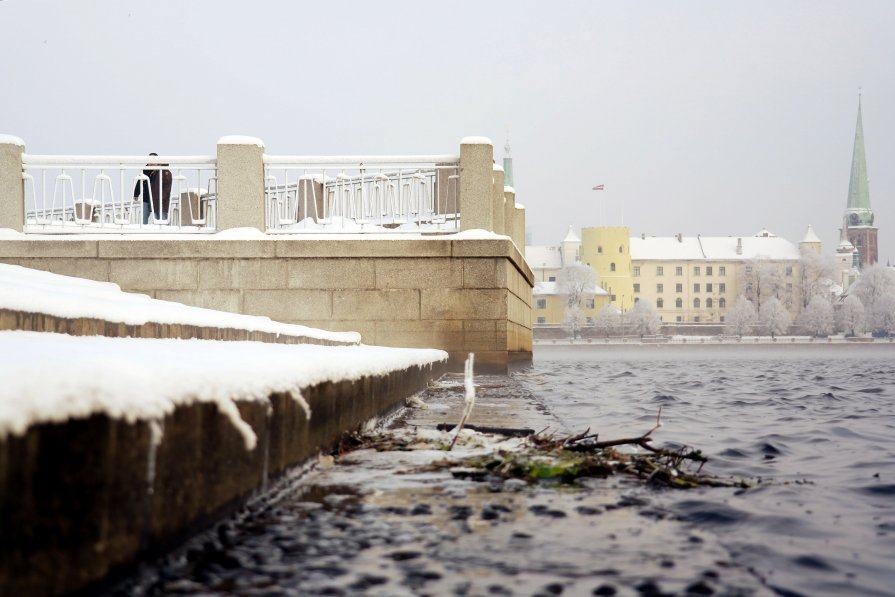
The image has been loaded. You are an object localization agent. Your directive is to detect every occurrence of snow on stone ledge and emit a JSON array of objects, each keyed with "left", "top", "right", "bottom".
[
  {"left": 0, "top": 264, "right": 360, "bottom": 345},
  {"left": 0, "top": 135, "right": 26, "bottom": 147},
  {"left": 0, "top": 331, "right": 448, "bottom": 444},
  {"left": 460, "top": 136, "right": 493, "bottom": 145},
  {"left": 217, "top": 135, "right": 264, "bottom": 147}
]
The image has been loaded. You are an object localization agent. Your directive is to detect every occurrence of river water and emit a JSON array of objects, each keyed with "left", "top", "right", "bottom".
[
  {"left": 112, "top": 345, "right": 895, "bottom": 597},
  {"left": 529, "top": 344, "right": 895, "bottom": 596}
]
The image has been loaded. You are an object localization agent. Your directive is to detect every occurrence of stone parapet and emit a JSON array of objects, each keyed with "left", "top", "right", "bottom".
[{"left": 0, "top": 236, "right": 534, "bottom": 372}]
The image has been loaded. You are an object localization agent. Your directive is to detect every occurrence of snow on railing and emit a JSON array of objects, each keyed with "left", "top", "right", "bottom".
[
  {"left": 262, "top": 154, "right": 460, "bottom": 233},
  {"left": 22, "top": 154, "right": 217, "bottom": 233}
]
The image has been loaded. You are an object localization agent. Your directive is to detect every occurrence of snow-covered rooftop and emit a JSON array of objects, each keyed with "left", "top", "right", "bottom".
[
  {"left": 801, "top": 224, "right": 822, "bottom": 244},
  {"left": 562, "top": 226, "right": 580, "bottom": 243},
  {"left": 533, "top": 281, "right": 608, "bottom": 296},
  {"left": 526, "top": 245, "right": 563, "bottom": 269},
  {"left": 630, "top": 235, "right": 801, "bottom": 261},
  {"left": 0, "top": 331, "right": 447, "bottom": 442},
  {"left": 0, "top": 263, "right": 361, "bottom": 344}
]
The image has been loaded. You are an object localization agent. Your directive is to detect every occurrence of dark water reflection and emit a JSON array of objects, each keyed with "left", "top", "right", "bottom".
[{"left": 527, "top": 346, "right": 895, "bottom": 597}]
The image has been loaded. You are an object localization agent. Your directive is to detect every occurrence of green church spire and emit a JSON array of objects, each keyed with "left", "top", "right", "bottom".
[{"left": 845, "top": 93, "right": 874, "bottom": 226}]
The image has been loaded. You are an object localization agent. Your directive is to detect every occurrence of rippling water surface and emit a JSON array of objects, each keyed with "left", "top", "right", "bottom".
[{"left": 526, "top": 345, "right": 895, "bottom": 597}]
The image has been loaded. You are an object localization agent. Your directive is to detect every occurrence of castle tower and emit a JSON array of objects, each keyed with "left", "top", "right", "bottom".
[
  {"left": 799, "top": 224, "right": 822, "bottom": 256},
  {"left": 836, "top": 216, "right": 858, "bottom": 290},
  {"left": 580, "top": 226, "right": 634, "bottom": 311},
  {"left": 844, "top": 94, "right": 878, "bottom": 268},
  {"left": 560, "top": 226, "right": 581, "bottom": 266}
]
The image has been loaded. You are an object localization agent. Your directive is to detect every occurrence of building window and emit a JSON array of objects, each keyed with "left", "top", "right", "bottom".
[
  {"left": 536, "top": 299, "right": 547, "bottom": 309},
  {"left": 745, "top": 266, "right": 753, "bottom": 274},
  {"left": 657, "top": 283, "right": 664, "bottom": 293},
  {"left": 586, "top": 299, "right": 595, "bottom": 309},
  {"left": 786, "top": 283, "right": 793, "bottom": 294},
  {"left": 693, "top": 266, "right": 701, "bottom": 276},
  {"left": 657, "top": 266, "right": 664, "bottom": 276},
  {"left": 706, "top": 266, "right": 713, "bottom": 276},
  {"left": 706, "top": 298, "right": 713, "bottom": 308},
  {"left": 706, "top": 283, "right": 713, "bottom": 293},
  {"left": 657, "top": 298, "right": 664, "bottom": 308},
  {"left": 610, "top": 294, "right": 617, "bottom": 301},
  {"left": 675, "top": 298, "right": 683, "bottom": 308},
  {"left": 694, "top": 316, "right": 700, "bottom": 323},
  {"left": 693, "top": 283, "right": 700, "bottom": 293},
  {"left": 719, "top": 283, "right": 726, "bottom": 293},
  {"left": 720, "top": 315, "right": 725, "bottom": 322},
  {"left": 719, "top": 266, "right": 726, "bottom": 276},
  {"left": 694, "top": 298, "right": 701, "bottom": 308},
  {"left": 537, "top": 316, "right": 546, "bottom": 324},
  {"left": 548, "top": 276, "right": 556, "bottom": 282},
  {"left": 610, "top": 262, "right": 616, "bottom": 272},
  {"left": 633, "top": 283, "right": 640, "bottom": 293},
  {"left": 676, "top": 283, "right": 683, "bottom": 293},
  {"left": 785, "top": 266, "right": 793, "bottom": 276},
  {"left": 634, "top": 297, "right": 640, "bottom": 304},
  {"left": 719, "top": 297, "right": 726, "bottom": 308},
  {"left": 597, "top": 246, "right": 603, "bottom": 254},
  {"left": 676, "top": 315, "right": 682, "bottom": 322},
  {"left": 675, "top": 266, "right": 683, "bottom": 276},
  {"left": 633, "top": 266, "right": 641, "bottom": 277},
  {"left": 619, "top": 245, "right": 624, "bottom": 254}
]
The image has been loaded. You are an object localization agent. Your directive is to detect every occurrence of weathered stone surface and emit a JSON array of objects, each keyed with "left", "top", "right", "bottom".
[
  {"left": 199, "top": 259, "right": 288, "bottom": 290},
  {"left": 288, "top": 258, "right": 376, "bottom": 289},
  {"left": 463, "top": 257, "right": 507, "bottom": 289},
  {"left": 421, "top": 288, "right": 507, "bottom": 320},
  {"left": 275, "top": 238, "right": 452, "bottom": 258},
  {"left": 0, "top": 239, "right": 97, "bottom": 258},
  {"left": 98, "top": 239, "right": 277, "bottom": 259},
  {"left": 110, "top": 259, "right": 198, "bottom": 291},
  {"left": 154, "top": 290, "right": 241, "bottom": 313},
  {"left": 244, "top": 289, "right": 332, "bottom": 320},
  {"left": 333, "top": 289, "right": 420, "bottom": 321},
  {"left": 9, "top": 258, "right": 111, "bottom": 283},
  {"left": 376, "top": 258, "right": 462, "bottom": 289}
]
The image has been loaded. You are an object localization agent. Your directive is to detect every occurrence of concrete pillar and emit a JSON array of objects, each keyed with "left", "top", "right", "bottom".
[
  {"left": 216, "top": 136, "right": 265, "bottom": 231},
  {"left": 504, "top": 186, "right": 516, "bottom": 244},
  {"left": 0, "top": 135, "right": 25, "bottom": 232},
  {"left": 513, "top": 202, "right": 526, "bottom": 252},
  {"left": 491, "top": 164, "right": 505, "bottom": 235},
  {"left": 459, "top": 137, "right": 493, "bottom": 232}
]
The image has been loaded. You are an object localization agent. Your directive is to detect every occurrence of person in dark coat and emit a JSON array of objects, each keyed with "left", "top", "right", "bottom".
[{"left": 133, "top": 153, "right": 173, "bottom": 224}]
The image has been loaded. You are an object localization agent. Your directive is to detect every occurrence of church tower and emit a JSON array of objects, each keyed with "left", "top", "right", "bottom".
[{"left": 844, "top": 94, "right": 878, "bottom": 268}]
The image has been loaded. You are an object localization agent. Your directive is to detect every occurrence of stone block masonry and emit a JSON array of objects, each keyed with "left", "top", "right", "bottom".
[{"left": 0, "top": 235, "right": 534, "bottom": 372}]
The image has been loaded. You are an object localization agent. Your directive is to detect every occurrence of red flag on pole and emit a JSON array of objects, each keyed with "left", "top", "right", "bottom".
[{"left": 592, "top": 184, "right": 604, "bottom": 190}]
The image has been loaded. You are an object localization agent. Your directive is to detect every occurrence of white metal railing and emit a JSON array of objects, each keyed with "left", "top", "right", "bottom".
[
  {"left": 22, "top": 155, "right": 217, "bottom": 233},
  {"left": 262, "top": 155, "right": 460, "bottom": 233}
]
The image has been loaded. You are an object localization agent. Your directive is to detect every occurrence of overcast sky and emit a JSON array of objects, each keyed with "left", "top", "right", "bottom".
[{"left": 2, "top": 0, "right": 892, "bottom": 261}]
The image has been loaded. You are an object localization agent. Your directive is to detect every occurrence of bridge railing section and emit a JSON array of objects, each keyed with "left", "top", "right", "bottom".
[
  {"left": 21, "top": 155, "right": 218, "bottom": 233},
  {"left": 262, "top": 155, "right": 460, "bottom": 233}
]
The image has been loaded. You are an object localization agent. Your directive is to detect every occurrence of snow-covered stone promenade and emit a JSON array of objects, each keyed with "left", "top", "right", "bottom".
[{"left": 0, "top": 264, "right": 447, "bottom": 596}]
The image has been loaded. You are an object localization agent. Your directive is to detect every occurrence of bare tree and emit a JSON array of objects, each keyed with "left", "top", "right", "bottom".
[
  {"left": 837, "top": 294, "right": 865, "bottom": 336},
  {"left": 739, "top": 260, "right": 784, "bottom": 316},
  {"left": 557, "top": 264, "right": 597, "bottom": 339},
  {"left": 850, "top": 265, "right": 895, "bottom": 337},
  {"left": 868, "top": 294, "right": 895, "bottom": 337},
  {"left": 798, "top": 252, "right": 836, "bottom": 308},
  {"left": 593, "top": 304, "right": 619, "bottom": 338},
  {"left": 628, "top": 300, "right": 661, "bottom": 339},
  {"left": 725, "top": 296, "right": 757, "bottom": 338},
  {"left": 800, "top": 295, "right": 835, "bottom": 337},
  {"left": 760, "top": 296, "right": 791, "bottom": 339}
]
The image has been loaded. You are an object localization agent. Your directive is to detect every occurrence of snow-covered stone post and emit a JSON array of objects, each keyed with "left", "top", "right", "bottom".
[
  {"left": 504, "top": 186, "right": 516, "bottom": 245},
  {"left": 0, "top": 135, "right": 25, "bottom": 233},
  {"left": 459, "top": 136, "right": 494, "bottom": 232},
  {"left": 513, "top": 202, "right": 526, "bottom": 251},
  {"left": 492, "top": 164, "right": 505, "bottom": 235},
  {"left": 216, "top": 136, "right": 265, "bottom": 231}
]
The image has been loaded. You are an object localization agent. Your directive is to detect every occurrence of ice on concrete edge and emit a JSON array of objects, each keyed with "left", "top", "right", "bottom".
[
  {"left": 492, "top": 164, "right": 504, "bottom": 172},
  {"left": 0, "top": 331, "right": 448, "bottom": 444},
  {"left": 0, "top": 263, "right": 361, "bottom": 344},
  {"left": 0, "top": 135, "right": 26, "bottom": 147},
  {"left": 504, "top": 186, "right": 516, "bottom": 194},
  {"left": 217, "top": 135, "right": 264, "bottom": 147}
]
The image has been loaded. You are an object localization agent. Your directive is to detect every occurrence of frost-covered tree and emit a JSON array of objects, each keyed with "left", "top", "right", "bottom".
[
  {"left": 867, "top": 294, "right": 895, "bottom": 337},
  {"left": 557, "top": 264, "right": 597, "bottom": 339},
  {"left": 628, "top": 300, "right": 661, "bottom": 339},
  {"left": 760, "top": 296, "right": 791, "bottom": 338},
  {"left": 852, "top": 264, "right": 895, "bottom": 308},
  {"left": 725, "top": 296, "right": 757, "bottom": 338},
  {"left": 593, "top": 304, "right": 619, "bottom": 337},
  {"left": 799, "top": 295, "right": 834, "bottom": 337},
  {"left": 798, "top": 252, "right": 836, "bottom": 308},
  {"left": 739, "top": 260, "right": 784, "bottom": 315},
  {"left": 837, "top": 294, "right": 865, "bottom": 336}
]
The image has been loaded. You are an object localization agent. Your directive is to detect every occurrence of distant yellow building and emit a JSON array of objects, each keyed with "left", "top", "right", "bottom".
[{"left": 527, "top": 227, "right": 807, "bottom": 326}]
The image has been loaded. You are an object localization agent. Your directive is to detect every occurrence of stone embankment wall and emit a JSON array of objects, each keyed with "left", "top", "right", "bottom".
[
  {"left": 0, "top": 357, "right": 444, "bottom": 596},
  {"left": 0, "top": 236, "right": 533, "bottom": 372}
]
